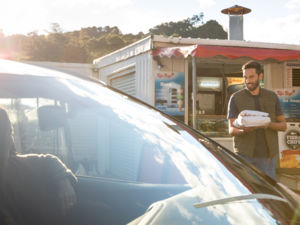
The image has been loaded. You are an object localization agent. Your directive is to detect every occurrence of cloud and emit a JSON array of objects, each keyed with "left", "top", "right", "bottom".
[
  {"left": 196, "top": 0, "right": 216, "bottom": 9},
  {"left": 0, "top": 0, "right": 134, "bottom": 35},
  {"left": 245, "top": 14, "right": 300, "bottom": 44},
  {"left": 116, "top": 9, "right": 187, "bottom": 34},
  {"left": 285, "top": 0, "right": 300, "bottom": 10},
  {"left": 50, "top": 0, "right": 133, "bottom": 10}
]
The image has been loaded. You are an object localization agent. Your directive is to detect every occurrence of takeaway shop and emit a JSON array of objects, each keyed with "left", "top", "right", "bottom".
[{"left": 93, "top": 35, "right": 300, "bottom": 189}]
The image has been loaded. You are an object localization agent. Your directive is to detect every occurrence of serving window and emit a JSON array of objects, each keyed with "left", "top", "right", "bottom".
[{"left": 187, "top": 62, "right": 244, "bottom": 137}]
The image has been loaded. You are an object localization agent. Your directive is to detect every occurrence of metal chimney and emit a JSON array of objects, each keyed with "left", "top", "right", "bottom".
[{"left": 221, "top": 5, "right": 251, "bottom": 41}]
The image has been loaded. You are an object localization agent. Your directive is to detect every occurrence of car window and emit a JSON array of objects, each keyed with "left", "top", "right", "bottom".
[
  {"left": 0, "top": 98, "right": 70, "bottom": 163},
  {"left": 0, "top": 94, "right": 186, "bottom": 184},
  {"left": 0, "top": 75, "right": 259, "bottom": 190},
  {"left": 67, "top": 107, "right": 186, "bottom": 184}
]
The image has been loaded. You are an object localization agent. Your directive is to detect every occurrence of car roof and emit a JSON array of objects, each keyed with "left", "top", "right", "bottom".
[{"left": 0, "top": 59, "right": 80, "bottom": 80}]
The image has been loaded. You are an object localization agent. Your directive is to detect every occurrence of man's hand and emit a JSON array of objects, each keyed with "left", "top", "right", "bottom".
[
  {"left": 242, "top": 126, "right": 258, "bottom": 132},
  {"left": 57, "top": 178, "right": 77, "bottom": 213},
  {"left": 229, "top": 118, "right": 259, "bottom": 136}
]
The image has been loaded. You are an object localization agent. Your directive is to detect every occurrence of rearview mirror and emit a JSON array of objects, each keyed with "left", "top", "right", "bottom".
[{"left": 38, "top": 105, "right": 67, "bottom": 131}]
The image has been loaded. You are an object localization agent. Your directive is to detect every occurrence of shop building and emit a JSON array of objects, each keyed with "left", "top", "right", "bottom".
[
  {"left": 93, "top": 34, "right": 300, "bottom": 189},
  {"left": 93, "top": 35, "right": 300, "bottom": 139}
]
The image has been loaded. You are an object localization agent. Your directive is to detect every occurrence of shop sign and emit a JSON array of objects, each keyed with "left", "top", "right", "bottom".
[
  {"left": 285, "top": 130, "right": 300, "bottom": 150},
  {"left": 279, "top": 123, "right": 300, "bottom": 168},
  {"left": 155, "top": 71, "right": 184, "bottom": 116}
]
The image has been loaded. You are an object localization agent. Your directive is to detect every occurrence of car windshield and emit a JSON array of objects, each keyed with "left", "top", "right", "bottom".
[{"left": 0, "top": 69, "right": 296, "bottom": 224}]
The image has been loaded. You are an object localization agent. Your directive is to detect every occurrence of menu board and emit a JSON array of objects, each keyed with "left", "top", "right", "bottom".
[
  {"left": 275, "top": 88, "right": 300, "bottom": 119},
  {"left": 155, "top": 71, "right": 184, "bottom": 116}
]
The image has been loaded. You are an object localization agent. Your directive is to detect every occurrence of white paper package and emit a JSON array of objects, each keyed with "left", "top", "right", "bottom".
[
  {"left": 239, "top": 110, "right": 269, "bottom": 117},
  {"left": 233, "top": 110, "right": 271, "bottom": 128}
]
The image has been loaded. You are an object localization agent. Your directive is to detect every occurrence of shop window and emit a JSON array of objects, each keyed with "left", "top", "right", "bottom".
[{"left": 292, "top": 69, "right": 300, "bottom": 87}]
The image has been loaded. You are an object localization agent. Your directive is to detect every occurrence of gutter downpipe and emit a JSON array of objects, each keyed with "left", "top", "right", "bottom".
[{"left": 192, "top": 57, "right": 197, "bottom": 129}]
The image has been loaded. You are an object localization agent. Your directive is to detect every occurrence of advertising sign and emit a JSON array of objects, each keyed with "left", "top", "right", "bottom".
[
  {"left": 227, "top": 77, "right": 244, "bottom": 95},
  {"left": 279, "top": 123, "right": 300, "bottom": 168},
  {"left": 276, "top": 88, "right": 300, "bottom": 169},
  {"left": 155, "top": 71, "right": 184, "bottom": 116},
  {"left": 275, "top": 88, "right": 300, "bottom": 119}
]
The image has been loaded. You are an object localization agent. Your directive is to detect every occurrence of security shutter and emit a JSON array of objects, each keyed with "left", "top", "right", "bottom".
[
  {"left": 111, "top": 73, "right": 136, "bottom": 96},
  {"left": 109, "top": 64, "right": 136, "bottom": 97}
]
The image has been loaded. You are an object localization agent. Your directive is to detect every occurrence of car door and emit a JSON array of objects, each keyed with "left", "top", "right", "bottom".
[
  {"left": 63, "top": 108, "right": 189, "bottom": 225},
  {"left": 2, "top": 96, "right": 188, "bottom": 225}
]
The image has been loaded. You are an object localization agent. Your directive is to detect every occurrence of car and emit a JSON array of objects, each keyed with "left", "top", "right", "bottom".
[{"left": 0, "top": 59, "right": 299, "bottom": 225}]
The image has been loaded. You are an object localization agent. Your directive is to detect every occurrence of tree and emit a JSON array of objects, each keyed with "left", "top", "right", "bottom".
[
  {"left": 196, "top": 20, "right": 227, "bottom": 39},
  {"left": 1, "top": 15, "right": 227, "bottom": 63},
  {"left": 149, "top": 14, "right": 227, "bottom": 39},
  {"left": 49, "top": 23, "right": 63, "bottom": 34},
  {"left": 190, "top": 13, "right": 204, "bottom": 26}
]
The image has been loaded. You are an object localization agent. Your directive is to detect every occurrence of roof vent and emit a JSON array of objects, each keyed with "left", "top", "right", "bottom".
[{"left": 221, "top": 5, "right": 251, "bottom": 41}]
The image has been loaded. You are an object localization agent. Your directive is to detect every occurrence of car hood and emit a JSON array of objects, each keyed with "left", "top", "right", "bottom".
[{"left": 128, "top": 187, "right": 300, "bottom": 225}]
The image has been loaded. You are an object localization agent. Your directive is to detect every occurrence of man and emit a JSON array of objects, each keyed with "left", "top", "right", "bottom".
[
  {"left": 227, "top": 60, "right": 286, "bottom": 179},
  {"left": 0, "top": 106, "right": 77, "bottom": 225}
]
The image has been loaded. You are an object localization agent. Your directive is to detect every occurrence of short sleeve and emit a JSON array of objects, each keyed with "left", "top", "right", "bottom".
[
  {"left": 275, "top": 95, "right": 283, "bottom": 116},
  {"left": 227, "top": 95, "right": 239, "bottom": 119}
]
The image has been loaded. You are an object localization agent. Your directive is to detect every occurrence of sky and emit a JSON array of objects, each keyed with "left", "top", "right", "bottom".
[{"left": 1, "top": 0, "right": 300, "bottom": 45}]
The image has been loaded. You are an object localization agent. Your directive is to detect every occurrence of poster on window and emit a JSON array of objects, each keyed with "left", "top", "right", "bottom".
[
  {"left": 274, "top": 88, "right": 300, "bottom": 119},
  {"left": 155, "top": 71, "right": 184, "bottom": 116},
  {"left": 278, "top": 123, "right": 300, "bottom": 168}
]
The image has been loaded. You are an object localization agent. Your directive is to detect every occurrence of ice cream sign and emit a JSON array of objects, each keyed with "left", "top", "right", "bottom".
[
  {"left": 155, "top": 71, "right": 185, "bottom": 116},
  {"left": 156, "top": 72, "right": 175, "bottom": 79}
]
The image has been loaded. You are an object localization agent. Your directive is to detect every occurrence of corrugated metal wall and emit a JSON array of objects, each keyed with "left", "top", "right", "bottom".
[
  {"left": 99, "top": 52, "right": 153, "bottom": 105},
  {"left": 135, "top": 52, "right": 153, "bottom": 105}
]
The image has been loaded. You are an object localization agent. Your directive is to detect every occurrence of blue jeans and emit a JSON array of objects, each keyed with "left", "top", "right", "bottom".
[{"left": 238, "top": 154, "right": 276, "bottom": 180}]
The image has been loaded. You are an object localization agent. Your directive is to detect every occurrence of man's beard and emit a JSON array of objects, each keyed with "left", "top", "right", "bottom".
[{"left": 246, "top": 80, "right": 260, "bottom": 92}]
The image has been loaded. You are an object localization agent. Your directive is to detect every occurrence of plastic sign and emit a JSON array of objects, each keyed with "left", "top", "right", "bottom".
[
  {"left": 279, "top": 123, "right": 300, "bottom": 168},
  {"left": 197, "top": 77, "right": 223, "bottom": 92},
  {"left": 200, "top": 81, "right": 220, "bottom": 88}
]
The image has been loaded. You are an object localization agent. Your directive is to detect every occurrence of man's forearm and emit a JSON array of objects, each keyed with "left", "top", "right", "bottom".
[
  {"left": 268, "top": 121, "right": 287, "bottom": 131},
  {"left": 229, "top": 126, "right": 245, "bottom": 136}
]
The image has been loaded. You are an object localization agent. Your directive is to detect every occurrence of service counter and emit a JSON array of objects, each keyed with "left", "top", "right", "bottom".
[{"left": 188, "top": 114, "right": 234, "bottom": 151}]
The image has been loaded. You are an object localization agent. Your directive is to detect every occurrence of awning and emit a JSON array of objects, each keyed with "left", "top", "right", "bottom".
[{"left": 152, "top": 45, "right": 300, "bottom": 61}]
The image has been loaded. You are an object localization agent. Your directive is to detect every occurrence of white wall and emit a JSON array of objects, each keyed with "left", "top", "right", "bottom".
[
  {"left": 23, "top": 61, "right": 96, "bottom": 78},
  {"left": 264, "top": 62, "right": 285, "bottom": 90}
]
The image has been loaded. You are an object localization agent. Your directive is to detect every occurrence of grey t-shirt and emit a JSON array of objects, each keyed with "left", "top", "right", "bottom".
[{"left": 227, "top": 91, "right": 282, "bottom": 158}]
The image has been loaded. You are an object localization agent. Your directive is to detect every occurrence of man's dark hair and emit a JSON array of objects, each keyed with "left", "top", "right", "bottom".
[{"left": 242, "top": 60, "right": 263, "bottom": 75}]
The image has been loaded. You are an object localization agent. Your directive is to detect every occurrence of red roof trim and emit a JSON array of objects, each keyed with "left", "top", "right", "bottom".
[{"left": 152, "top": 45, "right": 300, "bottom": 61}]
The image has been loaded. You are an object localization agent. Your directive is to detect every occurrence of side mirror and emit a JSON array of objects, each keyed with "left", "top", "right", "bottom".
[{"left": 38, "top": 105, "right": 67, "bottom": 131}]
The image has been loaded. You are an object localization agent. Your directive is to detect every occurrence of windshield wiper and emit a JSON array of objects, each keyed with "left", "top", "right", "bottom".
[{"left": 194, "top": 193, "right": 287, "bottom": 208}]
